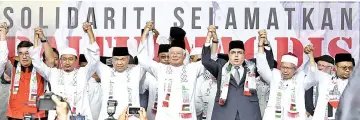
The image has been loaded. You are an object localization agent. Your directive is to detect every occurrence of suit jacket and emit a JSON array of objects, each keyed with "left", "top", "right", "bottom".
[
  {"left": 305, "top": 87, "right": 316, "bottom": 115},
  {"left": 201, "top": 45, "right": 274, "bottom": 120}
]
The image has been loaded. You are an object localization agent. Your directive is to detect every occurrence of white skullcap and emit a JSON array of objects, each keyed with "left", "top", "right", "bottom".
[
  {"left": 281, "top": 54, "right": 298, "bottom": 66},
  {"left": 60, "top": 47, "right": 77, "bottom": 57},
  {"left": 190, "top": 47, "right": 202, "bottom": 56}
]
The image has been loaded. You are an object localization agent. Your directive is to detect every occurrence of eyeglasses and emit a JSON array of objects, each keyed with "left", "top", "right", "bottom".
[
  {"left": 338, "top": 66, "right": 353, "bottom": 71},
  {"left": 18, "top": 52, "right": 30, "bottom": 57},
  {"left": 159, "top": 55, "right": 169, "bottom": 59}
]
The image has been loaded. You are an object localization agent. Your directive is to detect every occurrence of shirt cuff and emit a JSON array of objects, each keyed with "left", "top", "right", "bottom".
[
  {"left": 211, "top": 54, "right": 218, "bottom": 61},
  {"left": 264, "top": 46, "right": 271, "bottom": 50},
  {"left": 204, "top": 43, "right": 211, "bottom": 47}
]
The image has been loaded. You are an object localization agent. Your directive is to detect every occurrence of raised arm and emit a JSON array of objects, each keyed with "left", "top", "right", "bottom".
[
  {"left": 35, "top": 27, "right": 56, "bottom": 68},
  {"left": 201, "top": 26, "right": 224, "bottom": 78},
  {"left": 82, "top": 22, "right": 100, "bottom": 81},
  {"left": 256, "top": 30, "right": 273, "bottom": 83},
  {"left": 137, "top": 21, "right": 160, "bottom": 79},
  {"left": 29, "top": 43, "right": 52, "bottom": 80},
  {"left": 303, "top": 44, "right": 321, "bottom": 90},
  {"left": 0, "top": 22, "right": 9, "bottom": 75}
]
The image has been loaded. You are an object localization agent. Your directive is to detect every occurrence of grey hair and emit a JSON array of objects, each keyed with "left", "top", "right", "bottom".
[{"left": 169, "top": 47, "right": 186, "bottom": 55}]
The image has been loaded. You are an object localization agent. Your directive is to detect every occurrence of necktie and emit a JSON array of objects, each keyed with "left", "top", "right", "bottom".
[{"left": 234, "top": 66, "right": 241, "bottom": 85}]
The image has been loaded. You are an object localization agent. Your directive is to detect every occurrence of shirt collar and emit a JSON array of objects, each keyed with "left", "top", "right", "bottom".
[{"left": 21, "top": 64, "right": 33, "bottom": 72}]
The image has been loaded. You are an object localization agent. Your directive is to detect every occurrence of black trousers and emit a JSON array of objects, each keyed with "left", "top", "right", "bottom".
[{"left": 7, "top": 117, "right": 47, "bottom": 120}]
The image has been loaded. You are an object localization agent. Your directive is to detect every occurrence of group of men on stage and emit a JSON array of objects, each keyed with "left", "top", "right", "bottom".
[{"left": 0, "top": 20, "right": 355, "bottom": 120}]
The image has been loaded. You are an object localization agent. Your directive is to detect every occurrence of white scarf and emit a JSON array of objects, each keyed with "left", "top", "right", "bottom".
[
  {"left": 274, "top": 75, "right": 298, "bottom": 119},
  {"left": 13, "top": 63, "right": 38, "bottom": 106},
  {"left": 162, "top": 65, "right": 192, "bottom": 119},
  {"left": 109, "top": 68, "right": 133, "bottom": 106},
  {"left": 219, "top": 61, "right": 256, "bottom": 105}
]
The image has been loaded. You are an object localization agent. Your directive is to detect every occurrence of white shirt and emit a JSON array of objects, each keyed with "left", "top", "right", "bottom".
[
  {"left": 87, "top": 77, "right": 102, "bottom": 120},
  {"left": 142, "top": 73, "right": 158, "bottom": 120},
  {"left": 0, "top": 41, "right": 9, "bottom": 76},
  {"left": 137, "top": 40, "right": 204, "bottom": 120},
  {"left": 195, "top": 78, "right": 217, "bottom": 120},
  {"left": 312, "top": 70, "right": 349, "bottom": 120},
  {"left": 29, "top": 42, "right": 100, "bottom": 120},
  {"left": 231, "top": 66, "right": 244, "bottom": 81},
  {"left": 96, "top": 63, "right": 146, "bottom": 120},
  {"left": 256, "top": 52, "right": 316, "bottom": 120}
]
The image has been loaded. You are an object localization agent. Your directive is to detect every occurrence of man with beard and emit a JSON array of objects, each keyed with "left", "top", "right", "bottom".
[
  {"left": 304, "top": 55, "right": 334, "bottom": 119},
  {"left": 29, "top": 22, "right": 99, "bottom": 119}
]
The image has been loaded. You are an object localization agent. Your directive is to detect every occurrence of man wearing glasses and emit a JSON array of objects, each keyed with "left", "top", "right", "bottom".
[
  {"left": 306, "top": 51, "right": 355, "bottom": 120},
  {"left": 304, "top": 55, "right": 334, "bottom": 119}
]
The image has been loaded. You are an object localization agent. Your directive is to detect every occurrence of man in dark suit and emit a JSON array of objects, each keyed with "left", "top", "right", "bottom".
[{"left": 201, "top": 27, "right": 274, "bottom": 120}]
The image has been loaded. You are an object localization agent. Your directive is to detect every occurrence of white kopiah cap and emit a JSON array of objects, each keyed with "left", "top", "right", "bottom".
[
  {"left": 281, "top": 53, "right": 298, "bottom": 66},
  {"left": 60, "top": 47, "right": 77, "bottom": 57}
]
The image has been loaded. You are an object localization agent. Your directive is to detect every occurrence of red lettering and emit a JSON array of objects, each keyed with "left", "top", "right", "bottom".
[
  {"left": 274, "top": 37, "right": 288, "bottom": 68},
  {"left": 220, "top": 37, "right": 232, "bottom": 54},
  {"left": 274, "top": 37, "right": 303, "bottom": 67},
  {"left": 95, "top": 37, "right": 105, "bottom": 56},
  {"left": 290, "top": 37, "right": 304, "bottom": 67},
  {"left": 17, "top": 36, "right": 30, "bottom": 41},
  {"left": 184, "top": 38, "right": 191, "bottom": 53},
  {"left": 114, "top": 37, "right": 129, "bottom": 47},
  {"left": 6, "top": 36, "right": 16, "bottom": 60},
  {"left": 308, "top": 37, "right": 324, "bottom": 57},
  {"left": 194, "top": 37, "right": 207, "bottom": 48},
  {"left": 328, "top": 37, "right": 352, "bottom": 57},
  {"left": 244, "top": 37, "right": 256, "bottom": 59}
]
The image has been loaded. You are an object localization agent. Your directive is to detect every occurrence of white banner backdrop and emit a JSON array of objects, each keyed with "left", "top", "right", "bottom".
[{"left": 0, "top": 1, "right": 358, "bottom": 66}]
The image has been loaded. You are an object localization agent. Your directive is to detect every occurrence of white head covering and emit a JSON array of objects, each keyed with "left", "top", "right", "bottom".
[
  {"left": 60, "top": 47, "right": 77, "bottom": 57},
  {"left": 190, "top": 47, "right": 202, "bottom": 56},
  {"left": 281, "top": 54, "right": 298, "bottom": 66}
]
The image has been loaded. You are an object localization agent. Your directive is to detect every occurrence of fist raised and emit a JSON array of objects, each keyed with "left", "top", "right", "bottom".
[
  {"left": 145, "top": 21, "right": 154, "bottom": 30},
  {"left": 82, "top": 22, "right": 93, "bottom": 32},
  {"left": 304, "top": 44, "right": 314, "bottom": 54},
  {"left": 208, "top": 25, "right": 216, "bottom": 32},
  {"left": 0, "top": 22, "right": 9, "bottom": 34},
  {"left": 258, "top": 30, "right": 267, "bottom": 39}
]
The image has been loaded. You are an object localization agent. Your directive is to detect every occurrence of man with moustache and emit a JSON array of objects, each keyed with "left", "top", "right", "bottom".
[{"left": 29, "top": 22, "right": 99, "bottom": 119}]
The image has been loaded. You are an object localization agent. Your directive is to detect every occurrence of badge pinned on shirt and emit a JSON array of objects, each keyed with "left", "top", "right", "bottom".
[{"left": 70, "top": 114, "right": 85, "bottom": 120}]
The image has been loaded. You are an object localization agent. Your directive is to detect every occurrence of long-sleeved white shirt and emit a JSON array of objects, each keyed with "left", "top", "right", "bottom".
[
  {"left": 141, "top": 73, "right": 158, "bottom": 120},
  {"left": 0, "top": 41, "right": 9, "bottom": 76},
  {"left": 87, "top": 77, "right": 102, "bottom": 120},
  {"left": 311, "top": 70, "right": 348, "bottom": 120},
  {"left": 96, "top": 62, "right": 147, "bottom": 120},
  {"left": 29, "top": 42, "right": 100, "bottom": 120},
  {"left": 137, "top": 38, "right": 204, "bottom": 120},
  {"left": 256, "top": 52, "right": 316, "bottom": 120}
]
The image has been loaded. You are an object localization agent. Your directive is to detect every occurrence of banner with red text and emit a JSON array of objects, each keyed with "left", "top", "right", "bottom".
[{"left": 0, "top": 1, "right": 358, "bottom": 66}]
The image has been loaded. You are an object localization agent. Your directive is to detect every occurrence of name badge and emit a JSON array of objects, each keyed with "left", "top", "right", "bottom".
[{"left": 70, "top": 115, "right": 85, "bottom": 120}]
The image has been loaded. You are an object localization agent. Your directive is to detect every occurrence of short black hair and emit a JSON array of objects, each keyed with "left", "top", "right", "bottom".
[
  {"left": 17, "top": 41, "right": 33, "bottom": 50},
  {"left": 42, "top": 48, "right": 59, "bottom": 61}
]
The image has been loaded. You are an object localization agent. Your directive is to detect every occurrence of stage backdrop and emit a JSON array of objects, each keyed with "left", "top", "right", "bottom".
[{"left": 0, "top": 1, "right": 358, "bottom": 66}]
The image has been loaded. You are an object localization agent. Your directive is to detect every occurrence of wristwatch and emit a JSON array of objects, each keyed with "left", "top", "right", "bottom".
[{"left": 40, "top": 37, "right": 47, "bottom": 43}]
